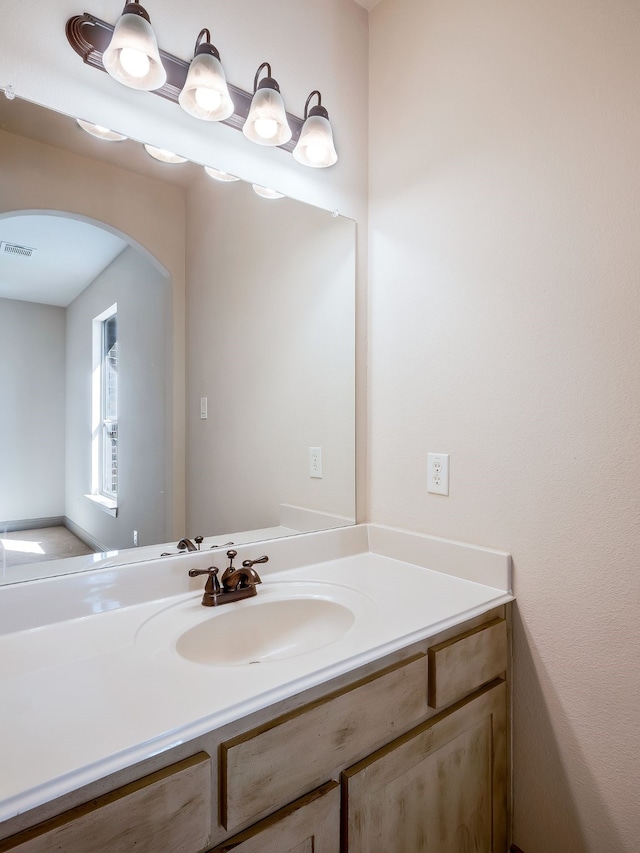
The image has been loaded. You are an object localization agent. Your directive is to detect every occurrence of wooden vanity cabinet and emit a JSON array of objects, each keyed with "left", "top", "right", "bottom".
[
  {"left": 219, "top": 653, "right": 430, "bottom": 833},
  {"left": 342, "top": 681, "right": 508, "bottom": 853},
  {"left": 215, "top": 607, "right": 509, "bottom": 853},
  {"left": 0, "top": 605, "right": 510, "bottom": 853}
]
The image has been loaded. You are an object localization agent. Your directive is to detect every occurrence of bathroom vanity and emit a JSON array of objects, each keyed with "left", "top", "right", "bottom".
[{"left": 0, "top": 524, "right": 513, "bottom": 852}]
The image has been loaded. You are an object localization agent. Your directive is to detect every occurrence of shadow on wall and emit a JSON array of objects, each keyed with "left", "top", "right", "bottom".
[{"left": 511, "top": 604, "right": 628, "bottom": 853}]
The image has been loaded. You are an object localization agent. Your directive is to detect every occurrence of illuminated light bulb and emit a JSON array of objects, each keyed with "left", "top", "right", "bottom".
[
  {"left": 194, "top": 86, "right": 222, "bottom": 112},
  {"left": 254, "top": 118, "right": 279, "bottom": 140},
  {"left": 118, "top": 46, "right": 150, "bottom": 78},
  {"left": 306, "top": 143, "right": 328, "bottom": 165}
]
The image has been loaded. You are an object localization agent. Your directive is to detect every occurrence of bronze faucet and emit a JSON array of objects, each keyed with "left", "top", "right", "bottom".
[
  {"left": 177, "top": 536, "right": 203, "bottom": 552},
  {"left": 161, "top": 537, "right": 234, "bottom": 557},
  {"left": 189, "top": 550, "right": 268, "bottom": 607}
]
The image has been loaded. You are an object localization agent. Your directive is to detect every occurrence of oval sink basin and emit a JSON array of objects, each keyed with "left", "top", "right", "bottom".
[
  {"left": 177, "top": 597, "right": 354, "bottom": 666},
  {"left": 136, "top": 581, "right": 376, "bottom": 667}
]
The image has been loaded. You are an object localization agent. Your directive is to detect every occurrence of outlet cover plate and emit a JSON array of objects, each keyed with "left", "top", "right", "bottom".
[
  {"left": 309, "top": 446, "right": 323, "bottom": 478},
  {"left": 427, "top": 453, "right": 449, "bottom": 495}
]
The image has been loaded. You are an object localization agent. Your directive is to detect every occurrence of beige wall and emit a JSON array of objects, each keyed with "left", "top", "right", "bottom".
[
  {"left": 0, "top": 298, "right": 65, "bottom": 522},
  {"left": 185, "top": 178, "right": 355, "bottom": 535},
  {"left": 369, "top": 0, "right": 640, "bottom": 850}
]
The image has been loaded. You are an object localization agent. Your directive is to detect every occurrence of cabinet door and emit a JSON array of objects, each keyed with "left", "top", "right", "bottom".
[
  {"left": 210, "top": 781, "right": 339, "bottom": 853},
  {"left": 343, "top": 681, "right": 507, "bottom": 853}
]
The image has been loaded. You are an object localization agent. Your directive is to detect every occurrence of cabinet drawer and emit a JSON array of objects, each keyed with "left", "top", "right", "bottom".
[
  {"left": 221, "top": 653, "right": 428, "bottom": 831},
  {"left": 0, "top": 753, "right": 212, "bottom": 853},
  {"left": 210, "top": 781, "right": 339, "bottom": 853},
  {"left": 428, "top": 617, "right": 507, "bottom": 709}
]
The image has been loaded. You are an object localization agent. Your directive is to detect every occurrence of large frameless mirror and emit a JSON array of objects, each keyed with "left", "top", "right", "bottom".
[{"left": 0, "top": 94, "right": 355, "bottom": 585}]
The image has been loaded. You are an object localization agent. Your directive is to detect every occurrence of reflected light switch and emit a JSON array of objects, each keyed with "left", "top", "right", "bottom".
[{"left": 200, "top": 397, "right": 208, "bottom": 419}]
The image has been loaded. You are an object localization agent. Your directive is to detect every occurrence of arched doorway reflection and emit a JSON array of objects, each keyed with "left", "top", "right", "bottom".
[{"left": 0, "top": 210, "right": 171, "bottom": 575}]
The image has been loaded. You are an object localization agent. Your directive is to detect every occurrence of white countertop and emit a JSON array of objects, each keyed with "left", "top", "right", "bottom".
[{"left": 0, "top": 524, "right": 513, "bottom": 824}]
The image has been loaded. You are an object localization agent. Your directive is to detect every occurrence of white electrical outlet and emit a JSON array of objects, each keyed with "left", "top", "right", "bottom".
[
  {"left": 427, "top": 453, "right": 449, "bottom": 495},
  {"left": 200, "top": 397, "right": 208, "bottom": 419},
  {"left": 133, "top": 529, "right": 138, "bottom": 546},
  {"left": 309, "top": 446, "right": 323, "bottom": 478}
]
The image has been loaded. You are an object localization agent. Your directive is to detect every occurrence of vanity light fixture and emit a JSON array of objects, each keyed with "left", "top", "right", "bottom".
[
  {"left": 102, "top": 0, "right": 167, "bottom": 91},
  {"left": 243, "top": 63, "right": 292, "bottom": 147},
  {"left": 204, "top": 166, "right": 240, "bottom": 182},
  {"left": 178, "top": 29, "right": 234, "bottom": 122},
  {"left": 143, "top": 144, "right": 188, "bottom": 163},
  {"left": 252, "top": 184, "right": 285, "bottom": 200},
  {"left": 67, "top": 12, "right": 338, "bottom": 167},
  {"left": 76, "top": 119, "right": 127, "bottom": 142},
  {"left": 293, "top": 91, "right": 338, "bottom": 168}
]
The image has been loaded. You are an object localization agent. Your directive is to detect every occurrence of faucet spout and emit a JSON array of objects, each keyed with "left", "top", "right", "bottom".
[
  {"left": 221, "top": 566, "right": 263, "bottom": 592},
  {"left": 177, "top": 537, "right": 202, "bottom": 552}
]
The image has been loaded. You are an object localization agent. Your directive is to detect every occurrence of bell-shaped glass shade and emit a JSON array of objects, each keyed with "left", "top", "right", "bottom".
[
  {"left": 144, "top": 144, "right": 188, "bottom": 164},
  {"left": 252, "top": 185, "right": 285, "bottom": 199},
  {"left": 77, "top": 120, "right": 127, "bottom": 142},
  {"left": 293, "top": 114, "right": 338, "bottom": 168},
  {"left": 243, "top": 86, "right": 292, "bottom": 147},
  {"left": 204, "top": 166, "right": 240, "bottom": 182},
  {"left": 103, "top": 11, "right": 167, "bottom": 91},
  {"left": 178, "top": 52, "right": 234, "bottom": 121}
]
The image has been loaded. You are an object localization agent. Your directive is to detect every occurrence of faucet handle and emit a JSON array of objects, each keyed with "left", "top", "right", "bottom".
[
  {"left": 194, "top": 535, "right": 204, "bottom": 549},
  {"left": 223, "top": 549, "right": 238, "bottom": 572},
  {"left": 221, "top": 550, "right": 238, "bottom": 585},
  {"left": 188, "top": 567, "right": 220, "bottom": 577},
  {"left": 208, "top": 540, "right": 234, "bottom": 550},
  {"left": 242, "top": 555, "right": 269, "bottom": 568},
  {"left": 189, "top": 567, "right": 221, "bottom": 604}
]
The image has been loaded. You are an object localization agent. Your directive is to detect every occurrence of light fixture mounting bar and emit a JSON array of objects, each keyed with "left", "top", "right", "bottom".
[{"left": 65, "top": 13, "right": 303, "bottom": 151}]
